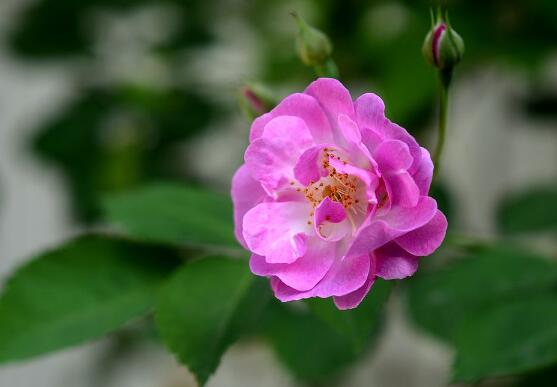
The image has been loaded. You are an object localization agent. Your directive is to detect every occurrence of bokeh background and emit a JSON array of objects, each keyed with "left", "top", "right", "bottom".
[{"left": 0, "top": 0, "right": 556, "bottom": 386}]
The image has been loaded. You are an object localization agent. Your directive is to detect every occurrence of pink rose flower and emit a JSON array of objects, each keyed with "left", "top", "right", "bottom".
[{"left": 231, "top": 78, "right": 447, "bottom": 310}]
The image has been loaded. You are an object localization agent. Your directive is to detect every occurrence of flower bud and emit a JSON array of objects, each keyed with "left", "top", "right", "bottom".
[
  {"left": 422, "top": 10, "right": 464, "bottom": 71},
  {"left": 292, "top": 12, "right": 332, "bottom": 67},
  {"left": 239, "top": 82, "right": 277, "bottom": 120}
]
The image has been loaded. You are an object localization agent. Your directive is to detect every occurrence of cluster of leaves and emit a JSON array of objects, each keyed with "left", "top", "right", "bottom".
[
  {"left": 406, "top": 188, "right": 557, "bottom": 385},
  {"left": 0, "top": 184, "right": 393, "bottom": 386},
  {"left": 0, "top": 181, "right": 555, "bottom": 385}
]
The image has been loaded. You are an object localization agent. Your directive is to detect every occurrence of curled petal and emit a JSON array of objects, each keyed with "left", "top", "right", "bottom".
[
  {"left": 305, "top": 78, "right": 355, "bottom": 137},
  {"left": 373, "top": 140, "right": 413, "bottom": 172},
  {"left": 251, "top": 238, "right": 335, "bottom": 291},
  {"left": 337, "top": 113, "right": 361, "bottom": 144},
  {"left": 382, "top": 121, "right": 422, "bottom": 173},
  {"left": 248, "top": 113, "right": 273, "bottom": 142},
  {"left": 384, "top": 172, "right": 420, "bottom": 208},
  {"left": 249, "top": 93, "right": 333, "bottom": 144},
  {"left": 412, "top": 147, "right": 434, "bottom": 196},
  {"left": 373, "top": 140, "right": 419, "bottom": 208},
  {"left": 314, "top": 197, "right": 350, "bottom": 241},
  {"left": 337, "top": 114, "right": 376, "bottom": 168},
  {"left": 333, "top": 267, "right": 376, "bottom": 310},
  {"left": 231, "top": 164, "right": 267, "bottom": 248},
  {"left": 293, "top": 145, "right": 329, "bottom": 186},
  {"left": 395, "top": 210, "right": 447, "bottom": 256},
  {"left": 379, "top": 196, "right": 438, "bottom": 229},
  {"left": 245, "top": 116, "right": 314, "bottom": 194},
  {"left": 269, "top": 253, "right": 371, "bottom": 301},
  {"left": 354, "top": 93, "right": 385, "bottom": 132},
  {"left": 355, "top": 93, "right": 421, "bottom": 172},
  {"left": 314, "top": 253, "right": 371, "bottom": 297},
  {"left": 375, "top": 243, "right": 419, "bottom": 280},
  {"left": 346, "top": 196, "right": 438, "bottom": 258},
  {"left": 243, "top": 201, "right": 311, "bottom": 264},
  {"left": 360, "top": 127, "right": 383, "bottom": 154}
]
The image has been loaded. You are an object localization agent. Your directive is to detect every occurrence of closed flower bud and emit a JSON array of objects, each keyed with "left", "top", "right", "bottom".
[
  {"left": 239, "top": 82, "right": 277, "bottom": 120},
  {"left": 292, "top": 12, "right": 332, "bottom": 67},
  {"left": 422, "top": 11, "right": 464, "bottom": 71}
]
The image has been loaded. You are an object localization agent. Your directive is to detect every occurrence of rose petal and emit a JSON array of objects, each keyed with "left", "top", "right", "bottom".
[
  {"left": 243, "top": 201, "right": 311, "bottom": 264},
  {"left": 231, "top": 164, "right": 267, "bottom": 248},
  {"left": 337, "top": 113, "right": 361, "bottom": 144},
  {"left": 385, "top": 171, "right": 420, "bottom": 208},
  {"left": 249, "top": 93, "right": 333, "bottom": 144},
  {"left": 305, "top": 78, "right": 355, "bottom": 135},
  {"left": 333, "top": 268, "right": 376, "bottom": 310},
  {"left": 251, "top": 238, "right": 335, "bottom": 291},
  {"left": 379, "top": 196, "right": 438, "bottom": 229},
  {"left": 361, "top": 127, "right": 383, "bottom": 154},
  {"left": 354, "top": 93, "right": 385, "bottom": 132},
  {"left": 336, "top": 113, "right": 377, "bottom": 168},
  {"left": 245, "top": 116, "right": 314, "bottom": 194},
  {"left": 355, "top": 93, "right": 421, "bottom": 172},
  {"left": 270, "top": 253, "right": 371, "bottom": 302},
  {"left": 373, "top": 140, "right": 419, "bottom": 207},
  {"left": 249, "top": 112, "right": 273, "bottom": 142},
  {"left": 314, "top": 197, "right": 350, "bottom": 242},
  {"left": 293, "top": 145, "right": 329, "bottom": 186},
  {"left": 412, "top": 147, "right": 434, "bottom": 196},
  {"left": 373, "top": 140, "right": 413, "bottom": 172},
  {"left": 395, "top": 210, "right": 447, "bottom": 256},
  {"left": 375, "top": 242, "right": 419, "bottom": 280},
  {"left": 313, "top": 254, "right": 371, "bottom": 297},
  {"left": 346, "top": 196, "right": 438, "bottom": 258}
]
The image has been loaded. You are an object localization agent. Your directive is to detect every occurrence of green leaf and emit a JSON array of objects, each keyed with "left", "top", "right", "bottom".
[
  {"left": 155, "top": 257, "right": 270, "bottom": 386},
  {"left": 0, "top": 235, "right": 180, "bottom": 363},
  {"left": 454, "top": 296, "right": 557, "bottom": 382},
  {"left": 496, "top": 187, "right": 557, "bottom": 234},
  {"left": 103, "top": 183, "right": 238, "bottom": 248},
  {"left": 263, "top": 301, "right": 361, "bottom": 384},
  {"left": 306, "top": 280, "right": 392, "bottom": 354},
  {"left": 406, "top": 246, "right": 557, "bottom": 343}
]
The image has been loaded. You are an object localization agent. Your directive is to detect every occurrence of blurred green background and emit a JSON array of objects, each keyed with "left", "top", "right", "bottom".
[{"left": 0, "top": 0, "right": 556, "bottom": 386}]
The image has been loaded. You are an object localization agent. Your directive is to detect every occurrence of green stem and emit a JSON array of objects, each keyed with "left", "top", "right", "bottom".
[{"left": 432, "top": 68, "right": 452, "bottom": 181}]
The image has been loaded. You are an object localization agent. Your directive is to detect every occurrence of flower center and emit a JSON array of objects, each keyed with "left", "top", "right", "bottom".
[
  {"left": 294, "top": 148, "right": 368, "bottom": 217},
  {"left": 303, "top": 174, "right": 358, "bottom": 210}
]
